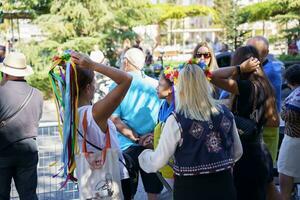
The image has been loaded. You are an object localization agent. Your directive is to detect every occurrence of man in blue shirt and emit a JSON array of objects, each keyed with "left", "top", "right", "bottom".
[{"left": 110, "top": 48, "right": 163, "bottom": 199}]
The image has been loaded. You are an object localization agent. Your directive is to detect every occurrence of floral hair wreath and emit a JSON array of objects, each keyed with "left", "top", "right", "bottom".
[
  {"left": 164, "top": 66, "right": 179, "bottom": 85},
  {"left": 179, "top": 58, "right": 212, "bottom": 81}
]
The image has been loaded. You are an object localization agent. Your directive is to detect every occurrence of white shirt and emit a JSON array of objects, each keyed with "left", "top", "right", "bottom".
[
  {"left": 138, "top": 114, "right": 243, "bottom": 173},
  {"left": 297, "top": 40, "right": 300, "bottom": 51},
  {"left": 78, "top": 105, "right": 129, "bottom": 179}
]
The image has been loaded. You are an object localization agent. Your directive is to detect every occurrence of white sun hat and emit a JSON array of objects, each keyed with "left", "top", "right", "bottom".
[
  {"left": 0, "top": 52, "right": 33, "bottom": 77},
  {"left": 90, "top": 50, "right": 105, "bottom": 64}
]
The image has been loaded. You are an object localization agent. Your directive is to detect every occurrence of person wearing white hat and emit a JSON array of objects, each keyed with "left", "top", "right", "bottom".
[
  {"left": 0, "top": 52, "right": 43, "bottom": 200},
  {"left": 0, "top": 52, "right": 34, "bottom": 77},
  {"left": 89, "top": 45, "right": 112, "bottom": 102},
  {"left": 90, "top": 45, "right": 105, "bottom": 64},
  {"left": 110, "top": 48, "right": 163, "bottom": 200}
]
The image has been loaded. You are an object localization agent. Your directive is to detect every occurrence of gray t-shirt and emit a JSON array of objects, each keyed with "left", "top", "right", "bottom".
[{"left": 0, "top": 80, "right": 43, "bottom": 152}]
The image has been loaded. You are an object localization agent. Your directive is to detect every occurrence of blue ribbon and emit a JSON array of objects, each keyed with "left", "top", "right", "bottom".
[{"left": 62, "top": 62, "right": 71, "bottom": 177}]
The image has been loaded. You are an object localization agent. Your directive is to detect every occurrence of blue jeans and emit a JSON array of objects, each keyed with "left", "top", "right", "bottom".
[{"left": 0, "top": 138, "right": 38, "bottom": 200}]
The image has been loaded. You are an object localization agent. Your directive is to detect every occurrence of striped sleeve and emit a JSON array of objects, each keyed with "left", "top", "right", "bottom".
[{"left": 281, "top": 106, "right": 300, "bottom": 123}]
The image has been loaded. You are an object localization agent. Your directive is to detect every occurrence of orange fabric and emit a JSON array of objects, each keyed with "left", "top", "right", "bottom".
[{"left": 81, "top": 110, "right": 111, "bottom": 165}]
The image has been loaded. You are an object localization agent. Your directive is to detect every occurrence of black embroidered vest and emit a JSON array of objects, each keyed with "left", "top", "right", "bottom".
[{"left": 173, "top": 105, "right": 235, "bottom": 176}]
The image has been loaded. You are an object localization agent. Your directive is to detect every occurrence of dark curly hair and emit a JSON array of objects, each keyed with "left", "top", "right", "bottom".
[{"left": 284, "top": 64, "right": 300, "bottom": 86}]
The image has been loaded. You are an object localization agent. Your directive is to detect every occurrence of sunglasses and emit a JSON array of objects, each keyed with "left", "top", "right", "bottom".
[{"left": 195, "top": 53, "right": 211, "bottom": 59}]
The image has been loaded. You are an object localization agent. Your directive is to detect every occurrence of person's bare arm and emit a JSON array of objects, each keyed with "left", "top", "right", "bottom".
[
  {"left": 210, "top": 69, "right": 239, "bottom": 94},
  {"left": 210, "top": 57, "right": 260, "bottom": 95},
  {"left": 71, "top": 52, "right": 132, "bottom": 130},
  {"left": 110, "top": 115, "right": 139, "bottom": 142}
]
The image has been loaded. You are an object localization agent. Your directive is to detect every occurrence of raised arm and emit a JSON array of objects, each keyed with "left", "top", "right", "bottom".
[
  {"left": 71, "top": 52, "right": 132, "bottom": 129},
  {"left": 210, "top": 67, "right": 239, "bottom": 94},
  {"left": 210, "top": 57, "right": 260, "bottom": 95}
]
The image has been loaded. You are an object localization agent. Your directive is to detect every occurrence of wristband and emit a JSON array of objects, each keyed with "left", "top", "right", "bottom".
[
  {"left": 134, "top": 137, "right": 140, "bottom": 144},
  {"left": 236, "top": 65, "right": 241, "bottom": 75}
]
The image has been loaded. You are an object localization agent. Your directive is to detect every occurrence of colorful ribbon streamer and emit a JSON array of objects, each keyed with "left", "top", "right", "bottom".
[{"left": 48, "top": 50, "right": 79, "bottom": 187}]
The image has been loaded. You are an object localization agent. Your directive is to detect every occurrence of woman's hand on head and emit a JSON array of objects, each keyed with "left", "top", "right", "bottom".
[
  {"left": 71, "top": 51, "right": 94, "bottom": 69},
  {"left": 240, "top": 57, "right": 260, "bottom": 73}
]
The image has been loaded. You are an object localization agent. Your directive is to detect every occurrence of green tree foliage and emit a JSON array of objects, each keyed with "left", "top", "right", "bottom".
[
  {"left": 32, "top": 0, "right": 155, "bottom": 66},
  {"left": 151, "top": 4, "right": 217, "bottom": 23},
  {"left": 4, "top": 0, "right": 217, "bottom": 98},
  {"left": 33, "top": 0, "right": 216, "bottom": 65},
  {"left": 36, "top": 0, "right": 155, "bottom": 42},
  {"left": 214, "top": 0, "right": 249, "bottom": 50},
  {"left": 238, "top": 0, "right": 300, "bottom": 38},
  {"left": 238, "top": 0, "right": 295, "bottom": 24},
  {"left": 1, "top": 0, "right": 52, "bottom": 14}
]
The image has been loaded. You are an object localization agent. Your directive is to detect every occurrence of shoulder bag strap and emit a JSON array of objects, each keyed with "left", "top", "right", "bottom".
[
  {"left": 78, "top": 126, "right": 129, "bottom": 169},
  {"left": 101, "top": 125, "right": 111, "bottom": 164},
  {"left": 81, "top": 110, "right": 112, "bottom": 165},
  {"left": 0, "top": 87, "right": 34, "bottom": 128},
  {"left": 81, "top": 110, "right": 89, "bottom": 153},
  {"left": 78, "top": 128, "right": 102, "bottom": 151},
  {"left": 81, "top": 110, "right": 105, "bottom": 153}
]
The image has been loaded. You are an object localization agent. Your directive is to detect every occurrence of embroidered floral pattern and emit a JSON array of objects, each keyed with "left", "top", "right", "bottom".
[
  {"left": 189, "top": 122, "right": 204, "bottom": 139},
  {"left": 206, "top": 132, "right": 222, "bottom": 153},
  {"left": 173, "top": 158, "right": 235, "bottom": 176}
]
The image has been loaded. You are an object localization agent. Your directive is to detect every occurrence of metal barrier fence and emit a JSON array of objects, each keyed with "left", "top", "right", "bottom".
[{"left": 10, "top": 122, "right": 79, "bottom": 200}]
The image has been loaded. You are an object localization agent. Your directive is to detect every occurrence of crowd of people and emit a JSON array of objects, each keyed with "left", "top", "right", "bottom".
[
  {"left": 288, "top": 35, "right": 300, "bottom": 56},
  {"left": 0, "top": 35, "right": 299, "bottom": 200}
]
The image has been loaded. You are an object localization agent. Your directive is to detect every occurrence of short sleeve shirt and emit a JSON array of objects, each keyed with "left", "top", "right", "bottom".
[{"left": 109, "top": 71, "right": 161, "bottom": 151}]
